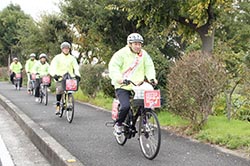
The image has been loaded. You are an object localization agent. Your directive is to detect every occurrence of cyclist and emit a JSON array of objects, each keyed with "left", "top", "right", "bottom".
[
  {"left": 9, "top": 57, "right": 23, "bottom": 87},
  {"left": 32, "top": 53, "right": 50, "bottom": 102},
  {"left": 108, "top": 33, "right": 157, "bottom": 136},
  {"left": 25, "top": 53, "right": 37, "bottom": 94},
  {"left": 49, "top": 41, "right": 81, "bottom": 115}
]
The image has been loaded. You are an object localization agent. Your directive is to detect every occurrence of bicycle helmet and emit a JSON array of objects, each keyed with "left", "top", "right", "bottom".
[
  {"left": 39, "top": 53, "right": 47, "bottom": 59},
  {"left": 60, "top": 41, "right": 71, "bottom": 49},
  {"left": 127, "top": 33, "right": 144, "bottom": 44},
  {"left": 13, "top": 57, "right": 18, "bottom": 61},
  {"left": 30, "top": 53, "right": 36, "bottom": 57}
]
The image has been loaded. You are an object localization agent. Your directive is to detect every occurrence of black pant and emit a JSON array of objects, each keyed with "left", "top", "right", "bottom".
[
  {"left": 34, "top": 78, "right": 41, "bottom": 97},
  {"left": 10, "top": 72, "right": 22, "bottom": 87},
  {"left": 115, "top": 88, "right": 132, "bottom": 124}
]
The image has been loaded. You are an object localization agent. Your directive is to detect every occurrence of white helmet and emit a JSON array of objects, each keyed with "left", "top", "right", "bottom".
[
  {"left": 30, "top": 53, "right": 36, "bottom": 57},
  {"left": 39, "top": 53, "right": 47, "bottom": 59},
  {"left": 127, "top": 33, "right": 144, "bottom": 44},
  {"left": 60, "top": 42, "right": 71, "bottom": 49},
  {"left": 13, "top": 57, "right": 18, "bottom": 61}
]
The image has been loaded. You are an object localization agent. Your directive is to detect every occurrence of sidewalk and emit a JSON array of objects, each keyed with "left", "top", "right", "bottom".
[{"left": 0, "top": 104, "right": 51, "bottom": 166}]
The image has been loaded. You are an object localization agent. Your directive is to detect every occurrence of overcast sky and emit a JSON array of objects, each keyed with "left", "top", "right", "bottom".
[{"left": 0, "top": 0, "right": 60, "bottom": 20}]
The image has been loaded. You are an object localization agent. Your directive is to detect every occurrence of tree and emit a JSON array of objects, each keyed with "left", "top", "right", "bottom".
[
  {"left": 213, "top": 0, "right": 250, "bottom": 120},
  {"left": 0, "top": 4, "right": 31, "bottom": 65},
  {"left": 124, "top": 0, "right": 233, "bottom": 54},
  {"left": 60, "top": 0, "right": 140, "bottom": 64},
  {"left": 37, "top": 14, "right": 73, "bottom": 59}
]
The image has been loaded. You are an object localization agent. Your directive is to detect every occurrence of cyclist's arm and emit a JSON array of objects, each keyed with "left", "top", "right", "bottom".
[
  {"left": 48, "top": 55, "right": 58, "bottom": 77},
  {"left": 72, "top": 57, "right": 81, "bottom": 77},
  {"left": 108, "top": 53, "right": 123, "bottom": 84},
  {"left": 143, "top": 51, "right": 156, "bottom": 82}
]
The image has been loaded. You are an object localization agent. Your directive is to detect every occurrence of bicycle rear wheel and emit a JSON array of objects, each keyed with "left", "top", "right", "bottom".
[
  {"left": 115, "top": 124, "right": 127, "bottom": 145},
  {"left": 138, "top": 110, "right": 161, "bottom": 160},
  {"left": 115, "top": 111, "right": 131, "bottom": 145},
  {"left": 66, "top": 93, "right": 74, "bottom": 123}
]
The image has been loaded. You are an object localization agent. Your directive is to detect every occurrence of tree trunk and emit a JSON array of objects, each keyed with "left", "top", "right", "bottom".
[{"left": 197, "top": 25, "right": 215, "bottom": 54}]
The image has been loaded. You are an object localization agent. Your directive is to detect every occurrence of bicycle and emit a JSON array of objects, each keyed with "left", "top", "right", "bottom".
[
  {"left": 39, "top": 76, "right": 51, "bottom": 106},
  {"left": 106, "top": 80, "right": 161, "bottom": 160},
  {"left": 57, "top": 73, "right": 78, "bottom": 123}
]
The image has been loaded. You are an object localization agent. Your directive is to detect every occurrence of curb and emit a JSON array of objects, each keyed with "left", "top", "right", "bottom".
[{"left": 0, "top": 94, "right": 85, "bottom": 166}]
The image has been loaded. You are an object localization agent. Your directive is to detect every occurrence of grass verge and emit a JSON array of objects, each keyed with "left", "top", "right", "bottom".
[{"left": 195, "top": 116, "right": 250, "bottom": 150}]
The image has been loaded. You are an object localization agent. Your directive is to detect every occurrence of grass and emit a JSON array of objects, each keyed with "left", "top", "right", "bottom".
[
  {"left": 157, "top": 111, "right": 189, "bottom": 127},
  {"left": 74, "top": 89, "right": 113, "bottom": 110},
  {"left": 195, "top": 116, "right": 250, "bottom": 150}
]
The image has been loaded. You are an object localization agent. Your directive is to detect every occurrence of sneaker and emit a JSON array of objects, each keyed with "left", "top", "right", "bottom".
[
  {"left": 35, "top": 97, "right": 39, "bottom": 102},
  {"left": 113, "top": 123, "right": 122, "bottom": 136},
  {"left": 55, "top": 106, "right": 60, "bottom": 115}
]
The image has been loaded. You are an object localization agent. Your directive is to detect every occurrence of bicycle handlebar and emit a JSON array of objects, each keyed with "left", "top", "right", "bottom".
[{"left": 122, "top": 79, "right": 157, "bottom": 88}]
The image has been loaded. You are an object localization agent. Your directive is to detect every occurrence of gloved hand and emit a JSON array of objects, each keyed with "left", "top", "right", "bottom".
[
  {"left": 122, "top": 79, "right": 130, "bottom": 85},
  {"left": 149, "top": 79, "right": 158, "bottom": 85},
  {"left": 54, "top": 75, "right": 59, "bottom": 81},
  {"left": 75, "top": 75, "right": 81, "bottom": 82},
  {"left": 36, "top": 73, "right": 40, "bottom": 79}
]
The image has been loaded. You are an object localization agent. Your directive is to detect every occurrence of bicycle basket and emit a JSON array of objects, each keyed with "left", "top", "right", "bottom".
[
  {"left": 132, "top": 82, "right": 154, "bottom": 107},
  {"left": 42, "top": 76, "right": 51, "bottom": 85},
  {"left": 15, "top": 73, "right": 22, "bottom": 79},
  {"left": 31, "top": 73, "right": 36, "bottom": 80},
  {"left": 65, "top": 79, "right": 78, "bottom": 91}
]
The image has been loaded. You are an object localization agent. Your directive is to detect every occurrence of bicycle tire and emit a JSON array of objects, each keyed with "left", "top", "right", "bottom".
[
  {"left": 43, "top": 86, "right": 48, "bottom": 106},
  {"left": 115, "top": 124, "right": 127, "bottom": 145},
  {"left": 66, "top": 93, "right": 74, "bottom": 123},
  {"left": 138, "top": 110, "right": 161, "bottom": 160},
  {"left": 39, "top": 86, "right": 43, "bottom": 104},
  {"left": 58, "top": 94, "right": 65, "bottom": 118}
]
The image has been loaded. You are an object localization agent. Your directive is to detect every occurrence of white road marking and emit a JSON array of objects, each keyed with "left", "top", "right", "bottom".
[{"left": 0, "top": 135, "right": 14, "bottom": 166}]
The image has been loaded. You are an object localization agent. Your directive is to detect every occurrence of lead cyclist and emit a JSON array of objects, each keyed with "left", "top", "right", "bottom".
[{"left": 108, "top": 33, "right": 158, "bottom": 136}]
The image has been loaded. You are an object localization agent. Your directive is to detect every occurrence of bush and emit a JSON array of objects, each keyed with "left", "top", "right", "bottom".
[
  {"left": 0, "top": 67, "right": 9, "bottom": 81},
  {"left": 167, "top": 51, "right": 227, "bottom": 130},
  {"left": 100, "top": 77, "right": 115, "bottom": 98},
  {"left": 79, "top": 64, "right": 105, "bottom": 98}
]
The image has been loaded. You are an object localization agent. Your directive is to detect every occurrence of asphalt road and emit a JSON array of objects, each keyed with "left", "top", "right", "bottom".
[{"left": 0, "top": 82, "right": 249, "bottom": 166}]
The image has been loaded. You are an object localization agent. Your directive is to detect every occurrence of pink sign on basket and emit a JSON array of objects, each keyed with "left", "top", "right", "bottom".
[
  {"left": 144, "top": 90, "right": 161, "bottom": 108},
  {"left": 42, "top": 76, "right": 50, "bottom": 84},
  {"left": 66, "top": 79, "right": 77, "bottom": 91}
]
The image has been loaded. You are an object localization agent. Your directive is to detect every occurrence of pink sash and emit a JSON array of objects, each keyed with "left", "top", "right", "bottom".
[{"left": 122, "top": 52, "right": 143, "bottom": 79}]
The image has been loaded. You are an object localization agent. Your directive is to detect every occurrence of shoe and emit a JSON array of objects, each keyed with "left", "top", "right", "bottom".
[
  {"left": 113, "top": 123, "right": 122, "bottom": 136},
  {"left": 55, "top": 106, "right": 60, "bottom": 115},
  {"left": 35, "top": 97, "right": 39, "bottom": 102}
]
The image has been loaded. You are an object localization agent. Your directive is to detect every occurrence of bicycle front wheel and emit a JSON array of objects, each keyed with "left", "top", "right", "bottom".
[
  {"left": 43, "top": 86, "right": 48, "bottom": 106},
  {"left": 138, "top": 110, "right": 161, "bottom": 160},
  {"left": 66, "top": 93, "right": 74, "bottom": 123}
]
